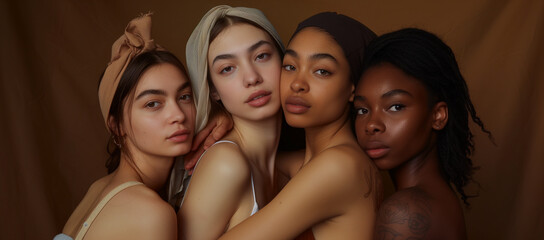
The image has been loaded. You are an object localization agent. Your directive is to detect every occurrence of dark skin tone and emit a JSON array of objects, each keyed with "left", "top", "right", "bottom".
[{"left": 354, "top": 63, "right": 467, "bottom": 240}]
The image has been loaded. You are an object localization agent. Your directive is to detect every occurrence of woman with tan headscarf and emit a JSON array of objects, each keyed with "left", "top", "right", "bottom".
[
  {"left": 55, "top": 14, "right": 196, "bottom": 240},
  {"left": 177, "top": 5, "right": 286, "bottom": 240}
]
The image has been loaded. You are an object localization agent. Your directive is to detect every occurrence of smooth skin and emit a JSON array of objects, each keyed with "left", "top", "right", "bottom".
[
  {"left": 217, "top": 27, "right": 381, "bottom": 240},
  {"left": 178, "top": 23, "right": 282, "bottom": 240},
  {"left": 62, "top": 63, "right": 196, "bottom": 240},
  {"left": 354, "top": 63, "right": 466, "bottom": 240}
]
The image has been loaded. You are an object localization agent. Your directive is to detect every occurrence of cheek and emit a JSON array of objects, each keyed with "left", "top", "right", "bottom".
[
  {"left": 130, "top": 115, "right": 157, "bottom": 138},
  {"left": 280, "top": 73, "right": 293, "bottom": 100},
  {"left": 354, "top": 118, "right": 366, "bottom": 144}
]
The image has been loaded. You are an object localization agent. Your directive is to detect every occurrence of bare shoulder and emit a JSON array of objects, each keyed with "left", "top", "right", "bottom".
[
  {"left": 374, "top": 187, "right": 433, "bottom": 240},
  {"left": 104, "top": 185, "right": 177, "bottom": 239},
  {"left": 194, "top": 141, "right": 251, "bottom": 180},
  {"left": 295, "top": 144, "right": 376, "bottom": 200},
  {"left": 310, "top": 144, "right": 372, "bottom": 180}
]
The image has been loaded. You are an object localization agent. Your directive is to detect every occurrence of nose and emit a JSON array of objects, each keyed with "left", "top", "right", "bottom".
[
  {"left": 289, "top": 72, "right": 309, "bottom": 93},
  {"left": 169, "top": 101, "right": 186, "bottom": 124},
  {"left": 243, "top": 64, "right": 263, "bottom": 88},
  {"left": 365, "top": 112, "right": 385, "bottom": 135}
]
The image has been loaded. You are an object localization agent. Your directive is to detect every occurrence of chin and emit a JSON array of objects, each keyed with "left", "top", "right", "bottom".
[
  {"left": 372, "top": 158, "right": 397, "bottom": 171},
  {"left": 171, "top": 145, "right": 192, "bottom": 157},
  {"left": 284, "top": 115, "right": 311, "bottom": 128}
]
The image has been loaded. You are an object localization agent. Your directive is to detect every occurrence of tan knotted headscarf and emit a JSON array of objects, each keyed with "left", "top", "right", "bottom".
[
  {"left": 185, "top": 5, "right": 285, "bottom": 133},
  {"left": 98, "top": 13, "right": 164, "bottom": 126}
]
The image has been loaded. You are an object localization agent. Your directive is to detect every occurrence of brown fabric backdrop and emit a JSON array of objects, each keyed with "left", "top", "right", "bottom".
[{"left": 1, "top": 0, "right": 542, "bottom": 239}]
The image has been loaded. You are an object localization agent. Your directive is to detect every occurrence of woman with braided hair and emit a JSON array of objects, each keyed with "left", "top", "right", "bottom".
[{"left": 354, "top": 28, "right": 493, "bottom": 240}]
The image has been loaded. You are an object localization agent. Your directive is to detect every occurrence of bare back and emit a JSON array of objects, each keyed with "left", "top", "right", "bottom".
[{"left": 375, "top": 186, "right": 467, "bottom": 240}]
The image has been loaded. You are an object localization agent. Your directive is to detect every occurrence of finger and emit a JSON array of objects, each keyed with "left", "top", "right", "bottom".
[
  {"left": 202, "top": 133, "right": 218, "bottom": 149},
  {"left": 184, "top": 148, "right": 201, "bottom": 170},
  {"left": 191, "top": 122, "right": 216, "bottom": 151}
]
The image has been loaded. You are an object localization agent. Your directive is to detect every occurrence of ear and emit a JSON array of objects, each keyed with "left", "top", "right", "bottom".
[
  {"left": 108, "top": 115, "right": 125, "bottom": 136},
  {"left": 431, "top": 101, "right": 448, "bottom": 130},
  {"left": 349, "top": 83, "right": 355, "bottom": 102}
]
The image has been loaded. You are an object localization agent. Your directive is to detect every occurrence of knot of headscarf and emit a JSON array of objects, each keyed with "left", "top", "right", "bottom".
[
  {"left": 185, "top": 5, "right": 284, "bottom": 132},
  {"left": 98, "top": 13, "right": 164, "bottom": 126},
  {"left": 291, "top": 12, "right": 376, "bottom": 85}
]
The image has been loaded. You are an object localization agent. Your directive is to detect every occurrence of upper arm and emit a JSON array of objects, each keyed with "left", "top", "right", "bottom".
[
  {"left": 133, "top": 200, "right": 177, "bottom": 240},
  {"left": 178, "top": 144, "right": 250, "bottom": 240},
  {"left": 108, "top": 189, "right": 177, "bottom": 240},
  {"left": 220, "top": 148, "right": 365, "bottom": 240},
  {"left": 374, "top": 189, "right": 432, "bottom": 240}
]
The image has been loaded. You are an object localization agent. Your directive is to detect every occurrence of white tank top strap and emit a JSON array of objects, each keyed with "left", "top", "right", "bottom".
[
  {"left": 249, "top": 173, "right": 259, "bottom": 215},
  {"left": 213, "top": 140, "right": 237, "bottom": 145},
  {"left": 74, "top": 181, "right": 143, "bottom": 240}
]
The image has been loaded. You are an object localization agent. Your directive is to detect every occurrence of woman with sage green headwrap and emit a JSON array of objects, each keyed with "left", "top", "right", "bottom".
[
  {"left": 177, "top": 5, "right": 288, "bottom": 240},
  {"left": 55, "top": 13, "right": 196, "bottom": 240}
]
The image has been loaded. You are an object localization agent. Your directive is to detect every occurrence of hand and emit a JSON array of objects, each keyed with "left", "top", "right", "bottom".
[{"left": 184, "top": 111, "right": 233, "bottom": 173}]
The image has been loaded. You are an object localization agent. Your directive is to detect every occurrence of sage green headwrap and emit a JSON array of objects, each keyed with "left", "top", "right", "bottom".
[{"left": 185, "top": 5, "right": 285, "bottom": 132}]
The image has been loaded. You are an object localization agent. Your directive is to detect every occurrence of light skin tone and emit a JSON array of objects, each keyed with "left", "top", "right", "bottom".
[
  {"left": 217, "top": 27, "right": 380, "bottom": 240},
  {"left": 62, "top": 62, "right": 196, "bottom": 240},
  {"left": 178, "top": 23, "right": 282, "bottom": 240},
  {"left": 354, "top": 63, "right": 466, "bottom": 240}
]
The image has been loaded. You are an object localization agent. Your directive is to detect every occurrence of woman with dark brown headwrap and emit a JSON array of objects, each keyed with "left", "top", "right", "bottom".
[
  {"left": 215, "top": 12, "right": 382, "bottom": 240},
  {"left": 55, "top": 14, "right": 195, "bottom": 240}
]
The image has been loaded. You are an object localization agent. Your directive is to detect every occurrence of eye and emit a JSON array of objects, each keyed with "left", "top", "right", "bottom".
[
  {"left": 388, "top": 104, "right": 405, "bottom": 112},
  {"left": 145, "top": 101, "right": 161, "bottom": 109},
  {"left": 355, "top": 108, "right": 369, "bottom": 115},
  {"left": 256, "top": 53, "right": 270, "bottom": 61},
  {"left": 220, "top": 66, "right": 235, "bottom": 74},
  {"left": 179, "top": 93, "right": 193, "bottom": 102},
  {"left": 315, "top": 69, "right": 331, "bottom": 76},
  {"left": 283, "top": 65, "right": 295, "bottom": 71}
]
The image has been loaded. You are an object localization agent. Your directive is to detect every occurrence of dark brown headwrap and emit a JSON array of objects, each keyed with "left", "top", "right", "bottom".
[{"left": 291, "top": 12, "right": 376, "bottom": 85}]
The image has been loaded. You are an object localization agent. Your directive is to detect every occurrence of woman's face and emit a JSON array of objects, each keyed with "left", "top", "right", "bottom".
[
  {"left": 354, "top": 63, "right": 440, "bottom": 170},
  {"left": 207, "top": 23, "right": 282, "bottom": 122},
  {"left": 281, "top": 27, "right": 353, "bottom": 129},
  {"left": 122, "top": 63, "right": 196, "bottom": 159}
]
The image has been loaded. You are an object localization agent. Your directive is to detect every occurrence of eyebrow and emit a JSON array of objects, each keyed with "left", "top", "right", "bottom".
[
  {"left": 212, "top": 40, "right": 273, "bottom": 65},
  {"left": 382, "top": 89, "right": 412, "bottom": 98},
  {"left": 284, "top": 49, "right": 337, "bottom": 63},
  {"left": 310, "top": 53, "right": 337, "bottom": 63},
  {"left": 353, "top": 89, "right": 412, "bottom": 102},
  {"left": 353, "top": 95, "right": 366, "bottom": 102},
  {"left": 135, "top": 81, "right": 191, "bottom": 100},
  {"left": 285, "top": 49, "right": 298, "bottom": 58}
]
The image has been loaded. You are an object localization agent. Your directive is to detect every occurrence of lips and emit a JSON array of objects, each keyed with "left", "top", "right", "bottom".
[
  {"left": 364, "top": 141, "right": 390, "bottom": 159},
  {"left": 284, "top": 96, "right": 311, "bottom": 114},
  {"left": 167, "top": 129, "right": 190, "bottom": 143},
  {"left": 245, "top": 90, "right": 272, "bottom": 107}
]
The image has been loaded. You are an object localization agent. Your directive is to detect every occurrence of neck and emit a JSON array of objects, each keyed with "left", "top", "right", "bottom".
[
  {"left": 303, "top": 108, "right": 355, "bottom": 162},
  {"left": 228, "top": 113, "right": 281, "bottom": 173},
  {"left": 389, "top": 143, "right": 446, "bottom": 190},
  {"left": 113, "top": 148, "right": 174, "bottom": 191}
]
